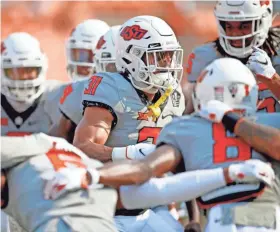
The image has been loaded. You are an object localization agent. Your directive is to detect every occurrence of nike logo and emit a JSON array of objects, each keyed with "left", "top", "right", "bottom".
[
  {"left": 161, "top": 113, "right": 175, "bottom": 120},
  {"left": 139, "top": 149, "right": 147, "bottom": 156},
  {"left": 258, "top": 58, "right": 268, "bottom": 65}
]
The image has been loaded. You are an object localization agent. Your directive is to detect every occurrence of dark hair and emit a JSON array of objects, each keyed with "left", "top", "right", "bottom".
[{"left": 214, "top": 26, "right": 280, "bottom": 62}]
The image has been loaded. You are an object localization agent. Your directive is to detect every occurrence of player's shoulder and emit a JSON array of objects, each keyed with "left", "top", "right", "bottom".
[
  {"left": 255, "top": 112, "right": 280, "bottom": 128},
  {"left": 42, "top": 80, "right": 68, "bottom": 100},
  {"left": 95, "top": 72, "right": 131, "bottom": 87},
  {"left": 163, "top": 114, "right": 206, "bottom": 132},
  {"left": 188, "top": 42, "right": 222, "bottom": 82},
  {"left": 192, "top": 42, "right": 218, "bottom": 58}
]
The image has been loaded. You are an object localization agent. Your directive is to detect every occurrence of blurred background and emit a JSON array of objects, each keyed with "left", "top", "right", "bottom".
[{"left": 2, "top": 1, "right": 280, "bottom": 82}]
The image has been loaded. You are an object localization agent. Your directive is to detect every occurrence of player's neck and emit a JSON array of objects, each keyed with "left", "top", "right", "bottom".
[
  {"left": 6, "top": 98, "right": 33, "bottom": 113},
  {"left": 143, "top": 92, "right": 156, "bottom": 102}
]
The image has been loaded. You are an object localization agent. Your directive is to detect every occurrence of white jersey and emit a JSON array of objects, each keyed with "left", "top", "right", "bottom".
[
  {"left": 1, "top": 80, "right": 65, "bottom": 136},
  {"left": 1, "top": 133, "right": 117, "bottom": 232},
  {"left": 187, "top": 42, "right": 280, "bottom": 113},
  {"left": 82, "top": 72, "right": 185, "bottom": 146}
]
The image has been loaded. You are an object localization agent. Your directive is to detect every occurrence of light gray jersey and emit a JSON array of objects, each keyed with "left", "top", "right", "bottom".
[
  {"left": 187, "top": 42, "right": 280, "bottom": 113},
  {"left": 59, "top": 79, "right": 86, "bottom": 125},
  {"left": 157, "top": 113, "right": 280, "bottom": 208},
  {"left": 1, "top": 80, "right": 64, "bottom": 136},
  {"left": 82, "top": 72, "right": 185, "bottom": 146},
  {"left": 1, "top": 134, "right": 117, "bottom": 232}
]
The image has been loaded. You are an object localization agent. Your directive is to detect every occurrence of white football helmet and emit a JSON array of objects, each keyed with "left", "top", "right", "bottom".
[
  {"left": 95, "top": 25, "right": 121, "bottom": 73},
  {"left": 192, "top": 58, "right": 258, "bottom": 116},
  {"left": 1, "top": 32, "right": 47, "bottom": 103},
  {"left": 66, "top": 19, "right": 110, "bottom": 80},
  {"left": 116, "top": 16, "right": 183, "bottom": 94},
  {"left": 215, "top": 0, "right": 273, "bottom": 58}
]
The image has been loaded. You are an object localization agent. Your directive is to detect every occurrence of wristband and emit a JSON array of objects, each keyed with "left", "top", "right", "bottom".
[
  {"left": 221, "top": 112, "right": 241, "bottom": 133},
  {"left": 87, "top": 168, "right": 101, "bottom": 188},
  {"left": 111, "top": 147, "right": 128, "bottom": 161}
]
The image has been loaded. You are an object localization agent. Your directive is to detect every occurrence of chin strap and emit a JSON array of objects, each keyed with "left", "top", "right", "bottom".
[{"left": 147, "top": 85, "right": 173, "bottom": 121}]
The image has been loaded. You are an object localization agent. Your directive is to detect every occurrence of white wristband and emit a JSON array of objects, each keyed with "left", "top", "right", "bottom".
[
  {"left": 87, "top": 168, "right": 101, "bottom": 188},
  {"left": 111, "top": 147, "right": 128, "bottom": 161}
]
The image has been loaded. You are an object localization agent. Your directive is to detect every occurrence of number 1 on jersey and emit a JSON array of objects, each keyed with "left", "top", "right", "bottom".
[
  {"left": 212, "top": 124, "right": 251, "bottom": 163},
  {"left": 84, "top": 76, "right": 103, "bottom": 95}
]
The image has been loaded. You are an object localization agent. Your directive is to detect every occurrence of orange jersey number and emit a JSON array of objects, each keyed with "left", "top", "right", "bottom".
[
  {"left": 60, "top": 84, "right": 73, "bottom": 104},
  {"left": 212, "top": 123, "right": 251, "bottom": 164},
  {"left": 46, "top": 142, "right": 86, "bottom": 171},
  {"left": 84, "top": 76, "right": 103, "bottom": 96},
  {"left": 257, "top": 83, "right": 277, "bottom": 113},
  {"left": 138, "top": 127, "right": 161, "bottom": 145},
  {"left": 6, "top": 132, "right": 32, "bottom": 137}
]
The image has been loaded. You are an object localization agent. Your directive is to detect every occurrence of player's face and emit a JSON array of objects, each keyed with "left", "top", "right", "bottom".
[
  {"left": 225, "top": 21, "right": 253, "bottom": 48},
  {"left": 4, "top": 67, "right": 40, "bottom": 80},
  {"left": 71, "top": 48, "right": 95, "bottom": 76},
  {"left": 143, "top": 51, "right": 173, "bottom": 72},
  {"left": 104, "top": 63, "right": 117, "bottom": 72},
  {"left": 76, "top": 66, "right": 93, "bottom": 76}
]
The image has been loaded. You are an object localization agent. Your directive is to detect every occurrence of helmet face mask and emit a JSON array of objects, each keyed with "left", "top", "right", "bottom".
[
  {"left": 66, "top": 19, "right": 110, "bottom": 80},
  {"left": 95, "top": 25, "right": 121, "bottom": 73},
  {"left": 115, "top": 16, "right": 183, "bottom": 94},
  {"left": 192, "top": 58, "right": 258, "bottom": 117},
  {"left": 215, "top": 0, "right": 273, "bottom": 58},
  {"left": 1, "top": 33, "right": 47, "bottom": 103}
]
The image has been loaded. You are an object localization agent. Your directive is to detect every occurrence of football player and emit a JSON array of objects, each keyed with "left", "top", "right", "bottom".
[
  {"left": 73, "top": 16, "right": 185, "bottom": 231},
  {"left": 65, "top": 19, "right": 110, "bottom": 80},
  {"left": 1, "top": 133, "right": 274, "bottom": 232},
  {"left": 49, "top": 25, "right": 121, "bottom": 142},
  {"left": 1, "top": 32, "right": 65, "bottom": 232},
  {"left": 184, "top": 0, "right": 280, "bottom": 114},
  {"left": 58, "top": 58, "right": 280, "bottom": 232},
  {"left": 157, "top": 58, "right": 280, "bottom": 232}
]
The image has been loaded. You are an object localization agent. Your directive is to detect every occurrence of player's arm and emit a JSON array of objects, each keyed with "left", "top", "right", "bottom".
[
  {"left": 233, "top": 114, "right": 280, "bottom": 160},
  {"left": 73, "top": 106, "right": 114, "bottom": 162},
  {"left": 200, "top": 100, "right": 280, "bottom": 160},
  {"left": 115, "top": 160, "right": 274, "bottom": 210},
  {"left": 97, "top": 144, "right": 182, "bottom": 187},
  {"left": 48, "top": 113, "right": 76, "bottom": 143}
]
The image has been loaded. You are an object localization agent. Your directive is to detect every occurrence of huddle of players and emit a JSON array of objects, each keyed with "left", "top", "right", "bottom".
[{"left": 1, "top": 0, "right": 280, "bottom": 232}]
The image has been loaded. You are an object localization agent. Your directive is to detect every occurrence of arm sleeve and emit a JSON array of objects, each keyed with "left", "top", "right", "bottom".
[
  {"left": 82, "top": 75, "right": 119, "bottom": 127},
  {"left": 120, "top": 168, "right": 226, "bottom": 209}
]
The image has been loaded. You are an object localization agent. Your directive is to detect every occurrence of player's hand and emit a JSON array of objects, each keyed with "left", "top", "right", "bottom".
[
  {"left": 228, "top": 159, "right": 275, "bottom": 186},
  {"left": 246, "top": 47, "right": 276, "bottom": 80},
  {"left": 112, "top": 143, "right": 156, "bottom": 161},
  {"left": 43, "top": 167, "right": 100, "bottom": 200},
  {"left": 199, "top": 100, "right": 232, "bottom": 123}
]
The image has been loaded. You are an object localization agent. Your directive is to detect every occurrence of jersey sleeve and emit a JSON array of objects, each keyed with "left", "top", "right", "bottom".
[
  {"left": 256, "top": 113, "right": 280, "bottom": 129},
  {"left": 186, "top": 42, "right": 219, "bottom": 83},
  {"left": 59, "top": 81, "right": 83, "bottom": 125},
  {"left": 44, "top": 80, "right": 68, "bottom": 125},
  {"left": 82, "top": 74, "right": 120, "bottom": 125},
  {"left": 156, "top": 118, "right": 182, "bottom": 150}
]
